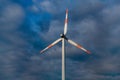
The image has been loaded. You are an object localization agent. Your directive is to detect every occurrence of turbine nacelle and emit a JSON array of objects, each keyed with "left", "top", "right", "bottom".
[{"left": 60, "top": 34, "right": 68, "bottom": 40}]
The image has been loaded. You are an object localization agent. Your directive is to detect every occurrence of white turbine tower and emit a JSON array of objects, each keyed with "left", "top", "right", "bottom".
[{"left": 40, "top": 9, "right": 91, "bottom": 80}]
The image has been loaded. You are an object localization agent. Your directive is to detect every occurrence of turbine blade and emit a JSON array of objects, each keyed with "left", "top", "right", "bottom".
[
  {"left": 64, "top": 9, "right": 68, "bottom": 35},
  {"left": 40, "top": 38, "right": 62, "bottom": 53},
  {"left": 67, "top": 39, "right": 91, "bottom": 54}
]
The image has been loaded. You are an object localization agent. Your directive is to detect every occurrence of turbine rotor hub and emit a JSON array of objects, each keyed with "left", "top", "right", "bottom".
[
  {"left": 60, "top": 34, "right": 64, "bottom": 38},
  {"left": 60, "top": 34, "right": 68, "bottom": 40}
]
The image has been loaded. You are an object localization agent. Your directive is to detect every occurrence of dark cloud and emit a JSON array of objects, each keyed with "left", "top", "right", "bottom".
[
  {"left": 0, "top": 0, "right": 120, "bottom": 80},
  {"left": 0, "top": 0, "right": 32, "bottom": 80}
]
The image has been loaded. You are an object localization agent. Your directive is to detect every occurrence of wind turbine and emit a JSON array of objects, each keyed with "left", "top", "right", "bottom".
[{"left": 40, "top": 9, "right": 91, "bottom": 80}]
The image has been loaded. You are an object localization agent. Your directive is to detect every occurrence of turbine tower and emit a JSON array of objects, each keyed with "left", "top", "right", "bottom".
[{"left": 40, "top": 9, "right": 91, "bottom": 80}]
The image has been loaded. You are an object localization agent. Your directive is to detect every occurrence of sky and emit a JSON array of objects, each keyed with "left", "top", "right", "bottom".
[{"left": 0, "top": 0, "right": 120, "bottom": 80}]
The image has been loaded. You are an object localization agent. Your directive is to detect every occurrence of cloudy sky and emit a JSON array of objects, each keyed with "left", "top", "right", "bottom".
[{"left": 0, "top": 0, "right": 120, "bottom": 80}]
